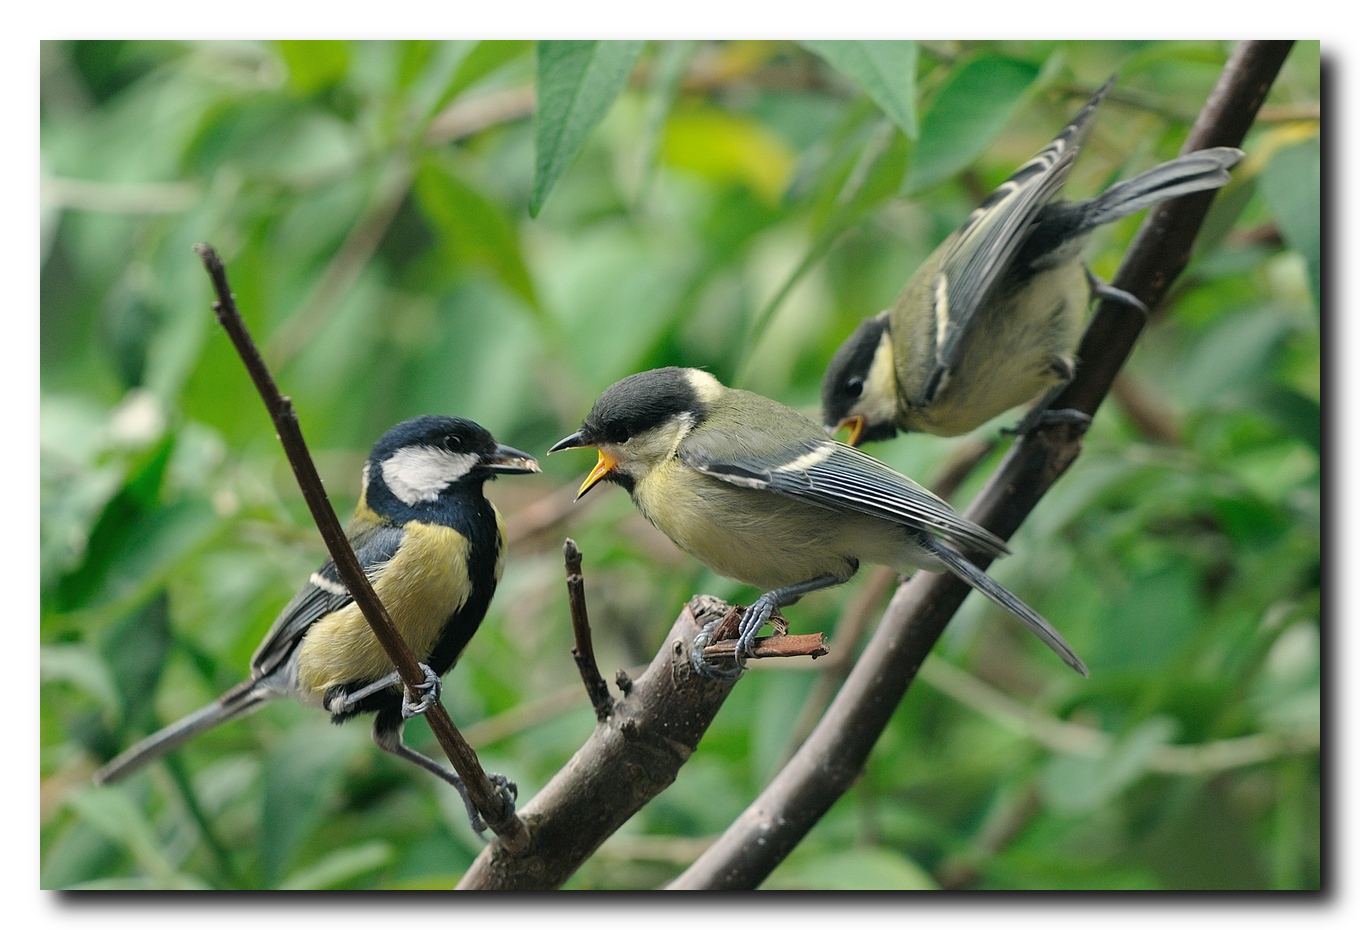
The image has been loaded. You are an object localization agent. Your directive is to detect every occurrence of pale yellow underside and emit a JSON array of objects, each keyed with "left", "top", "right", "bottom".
[{"left": 295, "top": 516, "right": 501, "bottom": 697}]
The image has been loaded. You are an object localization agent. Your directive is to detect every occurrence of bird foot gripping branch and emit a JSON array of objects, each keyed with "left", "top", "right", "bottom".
[{"left": 691, "top": 605, "right": 829, "bottom": 680}]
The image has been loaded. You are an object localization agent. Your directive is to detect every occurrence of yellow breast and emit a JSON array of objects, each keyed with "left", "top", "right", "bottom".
[
  {"left": 632, "top": 459, "right": 861, "bottom": 591},
  {"left": 296, "top": 522, "right": 472, "bottom": 698}
]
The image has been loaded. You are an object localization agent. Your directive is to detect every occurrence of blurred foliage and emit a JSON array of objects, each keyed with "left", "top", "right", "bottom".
[{"left": 40, "top": 39, "right": 1320, "bottom": 890}]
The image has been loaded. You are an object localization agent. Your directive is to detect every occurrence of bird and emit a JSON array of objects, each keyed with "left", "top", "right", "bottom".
[
  {"left": 821, "top": 75, "right": 1243, "bottom": 445},
  {"left": 549, "top": 367, "right": 1085, "bottom": 679},
  {"left": 91, "top": 416, "right": 540, "bottom": 833}
]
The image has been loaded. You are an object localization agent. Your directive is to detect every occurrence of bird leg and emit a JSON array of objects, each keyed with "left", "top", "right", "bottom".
[
  {"left": 691, "top": 574, "right": 842, "bottom": 680},
  {"left": 371, "top": 709, "right": 517, "bottom": 836},
  {"left": 328, "top": 672, "right": 401, "bottom": 711},
  {"left": 325, "top": 662, "right": 442, "bottom": 719}
]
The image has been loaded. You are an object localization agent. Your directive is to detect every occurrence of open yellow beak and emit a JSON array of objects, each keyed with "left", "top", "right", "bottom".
[
  {"left": 836, "top": 415, "right": 866, "bottom": 448},
  {"left": 576, "top": 449, "right": 618, "bottom": 500}
]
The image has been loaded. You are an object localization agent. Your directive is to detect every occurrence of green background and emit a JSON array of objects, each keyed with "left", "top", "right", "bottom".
[{"left": 40, "top": 40, "right": 1320, "bottom": 890}]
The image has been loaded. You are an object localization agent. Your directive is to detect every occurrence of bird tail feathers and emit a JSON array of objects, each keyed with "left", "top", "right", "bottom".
[
  {"left": 1077, "top": 147, "right": 1244, "bottom": 232},
  {"left": 91, "top": 683, "right": 271, "bottom": 786},
  {"left": 923, "top": 536, "right": 1089, "bottom": 676}
]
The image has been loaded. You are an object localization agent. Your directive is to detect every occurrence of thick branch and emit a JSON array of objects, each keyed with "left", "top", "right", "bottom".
[
  {"left": 668, "top": 40, "right": 1295, "bottom": 891},
  {"left": 457, "top": 596, "right": 735, "bottom": 889},
  {"left": 193, "top": 243, "right": 529, "bottom": 853}
]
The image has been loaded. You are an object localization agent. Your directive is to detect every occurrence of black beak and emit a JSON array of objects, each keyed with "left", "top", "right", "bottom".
[
  {"left": 547, "top": 429, "right": 590, "bottom": 455},
  {"left": 479, "top": 444, "right": 540, "bottom": 475}
]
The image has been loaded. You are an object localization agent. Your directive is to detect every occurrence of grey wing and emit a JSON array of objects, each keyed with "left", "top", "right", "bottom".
[
  {"left": 249, "top": 522, "right": 406, "bottom": 679},
  {"left": 680, "top": 436, "right": 1010, "bottom": 559},
  {"left": 922, "top": 77, "right": 1114, "bottom": 401}
]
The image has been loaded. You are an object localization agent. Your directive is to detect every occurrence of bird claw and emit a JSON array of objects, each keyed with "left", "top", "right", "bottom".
[
  {"left": 734, "top": 595, "right": 777, "bottom": 667},
  {"left": 1003, "top": 406, "right": 1092, "bottom": 437},
  {"left": 690, "top": 622, "right": 744, "bottom": 681},
  {"left": 460, "top": 772, "right": 518, "bottom": 836},
  {"left": 689, "top": 597, "right": 783, "bottom": 680},
  {"left": 401, "top": 663, "right": 442, "bottom": 719}
]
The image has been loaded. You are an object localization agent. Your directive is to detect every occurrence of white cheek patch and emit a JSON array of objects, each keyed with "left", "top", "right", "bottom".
[
  {"left": 852, "top": 330, "right": 900, "bottom": 425},
  {"left": 381, "top": 446, "right": 479, "bottom": 506}
]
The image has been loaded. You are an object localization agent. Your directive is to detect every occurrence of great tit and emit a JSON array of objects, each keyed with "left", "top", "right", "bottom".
[
  {"left": 549, "top": 367, "right": 1085, "bottom": 679},
  {"left": 822, "top": 76, "right": 1243, "bottom": 445},
  {"left": 92, "top": 416, "right": 539, "bottom": 832}
]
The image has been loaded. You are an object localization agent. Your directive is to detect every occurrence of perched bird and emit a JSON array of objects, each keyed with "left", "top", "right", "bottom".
[
  {"left": 92, "top": 416, "right": 539, "bottom": 832},
  {"left": 822, "top": 76, "right": 1243, "bottom": 445},
  {"left": 550, "top": 367, "right": 1085, "bottom": 679}
]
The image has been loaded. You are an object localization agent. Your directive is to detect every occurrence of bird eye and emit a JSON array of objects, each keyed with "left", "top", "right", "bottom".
[
  {"left": 442, "top": 435, "right": 462, "bottom": 452},
  {"left": 845, "top": 377, "right": 864, "bottom": 399}
]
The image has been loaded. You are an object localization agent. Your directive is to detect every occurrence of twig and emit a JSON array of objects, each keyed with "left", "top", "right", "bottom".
[
  {"left": 701, "top": 632, "right": 828, "bottom": 660},
  {"left": 425, "top": 86, "right": 536, "bottom": 145},
  {"left": 192, "top": 243, "right": 529, "bottom": 854},
  {"left": 563, "top": 538, "right": 613, "bottom": 721},
  {"left": 667, "top": 40, "right": 1296, "bottom": 891},
  {"left": 456, "top": 596, "right": 737, "bottom": 889}
]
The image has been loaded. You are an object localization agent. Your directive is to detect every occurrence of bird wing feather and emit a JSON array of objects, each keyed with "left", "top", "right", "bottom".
[
  {"left": 680, "top": 436, "right": 1010, "bottom": 559},
  {"left": 249, "top": 522, "right": 406, "bottom": 678},
  {"left": 922, "top": 77, "right": 1114, "bottom": 400}
]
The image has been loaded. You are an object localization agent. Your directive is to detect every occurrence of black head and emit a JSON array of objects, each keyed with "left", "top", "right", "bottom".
[
  {"left": 557, "top": 367, "right": 710, "bottom": 449},
  {"left": 548, "top": 368, "right": 717, "bottom": 498},
  {"left": 365, "top": 416, "right": 538, "bottom": 512},
  {"left": 821, "top": 315, "right": 898, "bottom": 445}
]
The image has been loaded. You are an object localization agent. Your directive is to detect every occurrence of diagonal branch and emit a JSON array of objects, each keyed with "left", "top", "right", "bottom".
[
  {"left": 667, "top": 39, "right": 1296, "bottom": 891},
  {"left": 193, "top": 243, "right": 529, "bottom": 853}
]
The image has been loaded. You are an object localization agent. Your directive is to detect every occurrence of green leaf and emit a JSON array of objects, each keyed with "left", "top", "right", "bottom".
[
  {"left": 906, "top": 56, "right": 1041, "bottom": 192},
  {"left": 1040, "top": 717, "right": 1178, "bottom": 815},
  {"left": 413, "top": 154, "right": 542, "bottom": 314},
  {"left": 66, "top": 788, "right": 210, "bottom": 889},
  {"left": 766, "top": 845, "right": 938, "bottom": 890},
  {"left": 260, "top": 724, "right": 357, "bottom": 886},
  {"left": 278, "top": 841, "right": 393, "bottom": 890},
  {"left": 276, "top": 41, "right": 350, "bottom": 96},
  {"left": 661, "top": 106, "right": 797, "bottom": 204},
  {"left": 1179, "top": 306, "right": 1294, "bottom": 407},
  {"left": 531, "top": 40, "right": 644, "bottom": 216},
  {"left": 99, "top": 591, "right": 173, "bottom": 731},
  {"left": 1097, "top": 562, "right": 1201, "bottom": 671},
  {"left": 436, "top": 40, "right": 533, "bottom": 112},
  {"left": 41, "top": 644, "right": 121, "bottom": 718},
  {"left": 1259, "top": 137, "right": 1320, "bottom": 308},
  {"left": 738, "top": 120, "right": 909, "bottom": 377},
  {"left": 802, "top": 41, "right": 918, "bottom": 140},
  {"left": 634, "top": 40, "right": 697, "bottom": 207},
  {"left": 56, "top": 496, "right": 219, "bottom": 614}
]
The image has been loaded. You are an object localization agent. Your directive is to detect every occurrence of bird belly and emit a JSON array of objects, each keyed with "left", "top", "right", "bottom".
[
  {"left": 632, "top": 462, "right": 872, "bottom": 591},
  {"left": 904, "top": 263, "right": 1086, "bottom": 435},
  {"left": 295, "top": 523, "right": 472, "bottom": 699}
]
